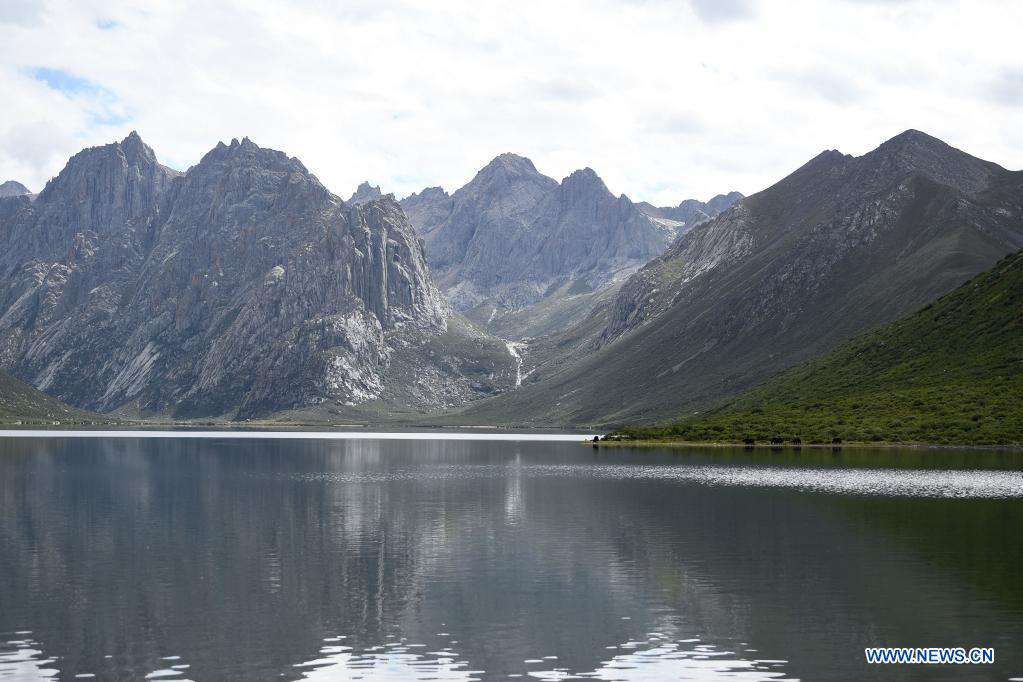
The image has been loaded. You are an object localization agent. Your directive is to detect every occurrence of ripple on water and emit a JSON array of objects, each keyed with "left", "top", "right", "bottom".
[
  {"left": 294, "top": 639, "right": 477, "bottom": 680},
  {"left": 526, "top": 639, "right": 793, "bottom": 681},
  {"left": 281, "top": 463, "right": 1023, "bottom": 499},
  {"left": 291, "top": 635, "right": 794, "bottom": 681},
  {"left": 0, "top": 634, "right": 59, "bottom": 679}
]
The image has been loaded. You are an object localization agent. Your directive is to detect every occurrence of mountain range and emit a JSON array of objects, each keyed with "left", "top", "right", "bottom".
[
  {"left": 454, "top": 130, "right": 1023, "bottom": 426},
  {"left": 0, "top": 133, "right": 514, "bottom": 420},
  {"left": 1, "top": 129, "right": 1020, "bottom": 435}
]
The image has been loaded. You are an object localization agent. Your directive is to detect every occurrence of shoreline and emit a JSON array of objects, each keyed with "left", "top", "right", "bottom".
[
  {"left": 592, "top": 439, "right": 1023, "bottom": 452},
  {"left": 0, "top": 428, "right": 597, "bottom": 442},
  {"left": 3, "top": 422, "right": 1020, "bottom": 451}
]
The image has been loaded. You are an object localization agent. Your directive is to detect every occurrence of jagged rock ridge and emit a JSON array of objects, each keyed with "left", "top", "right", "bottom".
[
  {"left": 348, "top": 181, "right": 383, "bottom": 205},
  {"left": 0, "top": 134, "right": 515, "bottom": 418}
]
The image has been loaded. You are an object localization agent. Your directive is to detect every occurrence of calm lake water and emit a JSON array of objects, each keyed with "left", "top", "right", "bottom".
[{"left": 1, "top": 434, "right": 1022, "bottom": 681}]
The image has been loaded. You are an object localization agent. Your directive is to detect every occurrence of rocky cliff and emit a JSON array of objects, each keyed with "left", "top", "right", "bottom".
[{"left": 0, "top": 134, "right": 515, "bottom": 418}]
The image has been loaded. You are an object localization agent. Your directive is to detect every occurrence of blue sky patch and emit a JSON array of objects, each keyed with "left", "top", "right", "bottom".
[
  {"left": 28, "top": 66, "right": 132, "bottom": 129},
  {"left": 30, "top": 67, "right": 100, "bottom": 95}
]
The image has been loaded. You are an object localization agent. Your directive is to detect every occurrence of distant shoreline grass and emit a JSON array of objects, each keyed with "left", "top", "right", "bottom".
[{"left": 591, "top": 438, "right": 1023, "bottom": 452}]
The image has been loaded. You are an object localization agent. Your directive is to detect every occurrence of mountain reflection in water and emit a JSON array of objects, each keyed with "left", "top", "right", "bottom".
[{"left": 1, "top": 436, "right": 1021, "bottom": 680}]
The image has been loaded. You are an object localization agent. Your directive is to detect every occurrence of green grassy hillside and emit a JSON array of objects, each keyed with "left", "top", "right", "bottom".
[
  {"left": 615, "top": 249, "right": 1023, "bottom": 446},
  {"left": 0, "top": 369, "right": 103, "bottom": 424}
]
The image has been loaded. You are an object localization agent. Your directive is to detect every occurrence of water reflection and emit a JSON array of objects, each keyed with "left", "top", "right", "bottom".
[{"left": 0, "top": 437, "right": 1021, "bottom": 680}]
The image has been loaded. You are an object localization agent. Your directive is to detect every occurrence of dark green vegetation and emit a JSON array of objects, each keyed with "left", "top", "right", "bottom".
[
  {"left": 616, "top": 250, "right": 1023, "bottom": 445},
  {"left": 0, "top": 369, "right": 104, "bottom": 424}
]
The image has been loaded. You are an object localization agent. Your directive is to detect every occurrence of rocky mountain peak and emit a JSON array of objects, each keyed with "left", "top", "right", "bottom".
[
  {"left": 348, "top": 181, "right": 383, "bottom": 205},
  {"left": 194, "top": 137, "right": 316, "bottom": 186},
  {"left": 705, "top": 191, "right": 744, "bottom": 214},
  {"left": 207, "top": 136, "right": 281, "bottom": 159},
  {"left": 862, "top": 129, "right": 1002, "bottom": 196},
  {"left": 561, "top": 167, "right": 609, "bottom": 194},
  {"left": 880, "top": 128, "right": 946, "bottom": 150},
  {"left": 30, "top": 132, "right": 177, "bottom": 236},
  {"left": 41, "top": 134, "right": 155, "bottom": 193},
  {"left": 120, "top": 129, "right": 148, "bottom": 155},
  {"left": 408, "top": 186, "right": 448, "bottom": 201},
  {"left": 0, "top": 180, "right": 30, "bottom": 198},
  {"left": 469, "top": 153, "right": 551, "bottom": 192},
  {"left": 485, "top": 152, "right": 539, "bottom": 173}
]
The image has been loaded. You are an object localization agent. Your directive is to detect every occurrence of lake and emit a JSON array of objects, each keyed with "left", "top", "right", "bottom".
[{"left": 1, "top": 433, "right": 1022, "bottom": 680}]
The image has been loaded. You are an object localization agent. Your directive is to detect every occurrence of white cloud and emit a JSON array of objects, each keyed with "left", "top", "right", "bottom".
[
  {"left": 689, "top": 0, "right": 755, "bottom": 24},
  {"left": 0, "top": 0, "right": 1020, "bottom": 204}
]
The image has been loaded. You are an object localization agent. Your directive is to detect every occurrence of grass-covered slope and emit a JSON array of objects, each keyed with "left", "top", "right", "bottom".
[
  {"left": 0, "top": 369, "right": 102, "bottom": 424},
  {"left": 616, "top": 249, "right": 1023, "bottom": 445}
]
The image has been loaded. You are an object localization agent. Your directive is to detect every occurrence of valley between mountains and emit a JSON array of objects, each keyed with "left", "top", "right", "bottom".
[{"left": 1, "top": 130, "right": 1021, "bottom": 445}]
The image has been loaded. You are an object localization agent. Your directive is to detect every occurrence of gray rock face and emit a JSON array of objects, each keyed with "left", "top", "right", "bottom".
[
  {"left": 400, "top": 154, "right": 676, "bottom": 332},
  {"left": 0, "top": 132, "right": 180, "bottom": 406},
  {"left": 0, "top": 180, "right": 31, "bottom": 198},
  {"left": 0, "top": 134, "right": 514, "bottom": 418},
  {"left": 459, "top": 130, "right": 1023, "bottom": 426},
  {"left": 348, "top": 181, "right": 383, "bottom": 205}
]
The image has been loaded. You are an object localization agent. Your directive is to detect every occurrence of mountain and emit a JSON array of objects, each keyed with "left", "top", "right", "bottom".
[
  {"left": 0, "top": 368, "right": 100, "bottom": 424},
  {"left": 454, "top": 130, "right": 1023, "bottom": 426},
  {"left": 636, "top": 191, "right": 744, "bottom": 233},
  {"left": 0, "top": 180, "right": 31, "bottom": 198},
  {"left": 348, "top": 181, "right": 383, "bottom": 205},
  {"left": 0, "top": 134, "right": 515, "bottom": 419},
  {"left": 616, "top": 248, "right": 1023, "bottom": 445},
  {"left": 399, "top": 154, "right": 676, "bottom": 337}
]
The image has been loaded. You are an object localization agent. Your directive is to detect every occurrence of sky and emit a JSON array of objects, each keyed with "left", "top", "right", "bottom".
[{"left": 1, "top": 0, "right": 1021, "bottom": 205}]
